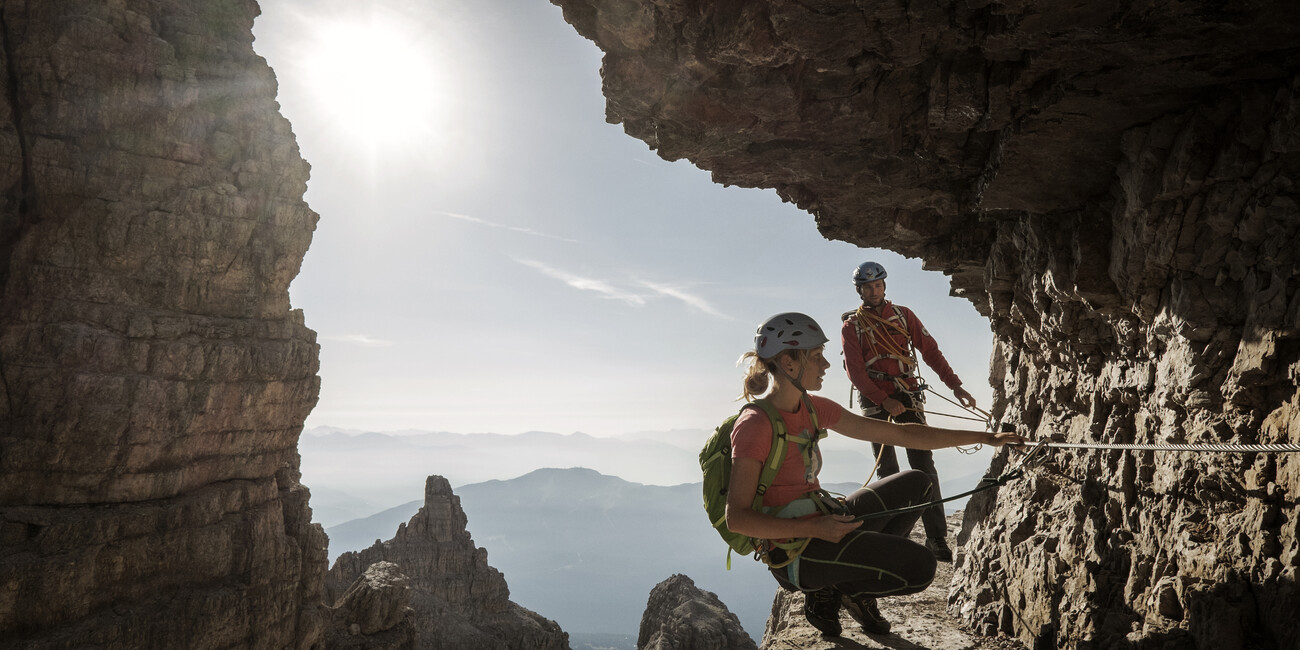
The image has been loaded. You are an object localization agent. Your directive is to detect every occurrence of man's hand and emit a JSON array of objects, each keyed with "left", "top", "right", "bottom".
[
  {"left": 881, "top": 397, "right": 907, "bottom": 417},
  {"left": 954, "top": 387, "right": 976, "bottom": 409}
]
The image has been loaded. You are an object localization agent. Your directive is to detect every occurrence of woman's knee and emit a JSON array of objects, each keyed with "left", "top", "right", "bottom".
[
  {"left": 889, "top": 469, "right": 934, "bottom": 500},
  {"left": 902, "top": 539, "right": 938, "bottom": 584}
]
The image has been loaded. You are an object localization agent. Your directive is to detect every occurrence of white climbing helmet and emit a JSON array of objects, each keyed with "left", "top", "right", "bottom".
[
  {"left": 853, "top": 261, "right": 887, "bottom": 284},
  {"left": 754, "top": 312, "right": 829, "bottom": 359}
]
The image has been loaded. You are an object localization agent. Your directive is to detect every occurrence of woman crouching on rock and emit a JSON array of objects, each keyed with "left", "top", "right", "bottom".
[{"left": 726, "top": 312, "right": 1023, "bottom": 637}]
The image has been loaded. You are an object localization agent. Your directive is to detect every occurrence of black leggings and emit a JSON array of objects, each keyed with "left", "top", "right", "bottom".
[
  {"left": 866, "top": 392, "right": 949, "bottom": 541},
  {"left": 770, "top": 469, "right": 937, "bottom": 598}
]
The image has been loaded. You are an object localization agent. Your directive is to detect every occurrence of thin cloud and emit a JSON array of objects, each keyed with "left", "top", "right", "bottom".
[
  {"left": 639, "top": 280, "right": 732, "bottom": 319},
  {"left": 433, "top": 210, "right": 578, "bottom": 242},
  {"left": 516, "top": 258, "right": 731, "bottom": 318},
  {"left": 322, "top": 334, "right": 395, "bottom": 347},
  {"left": 516, "top": 259, "right": 647, "bottom": 306}
]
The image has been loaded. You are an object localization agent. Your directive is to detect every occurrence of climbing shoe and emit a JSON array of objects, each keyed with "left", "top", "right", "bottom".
[
  {"left": 842, "top": 593, "right": 891, "bottom": 635},
  {"left": 802, "top": 587, "right": 842, "bottom": 636},
  {"left": 926, "top": 537, "right": 953, "bottom": 562}
]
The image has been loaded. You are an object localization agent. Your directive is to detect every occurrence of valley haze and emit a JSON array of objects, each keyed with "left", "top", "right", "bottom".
[{"left": 300, "top": 424, "right": 996, "bottom": 527}]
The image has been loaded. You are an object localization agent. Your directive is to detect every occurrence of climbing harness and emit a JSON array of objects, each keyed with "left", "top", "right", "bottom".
[{"left": 847, "top": 304, "right": 917, "bottom": 382}]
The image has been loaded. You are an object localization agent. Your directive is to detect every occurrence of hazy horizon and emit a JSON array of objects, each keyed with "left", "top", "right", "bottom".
[{"left": 300, "top": 423, "right": 999, "bottom": 528}]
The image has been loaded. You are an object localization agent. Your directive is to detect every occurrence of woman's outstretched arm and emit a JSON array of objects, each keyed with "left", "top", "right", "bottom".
[{"left": 830, "top": 410, "right": 1024, "bottom": 450}]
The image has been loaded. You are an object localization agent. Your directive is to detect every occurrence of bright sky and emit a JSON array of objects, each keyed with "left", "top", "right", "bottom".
[{"left": 250, "top": 0, "right": 995, "bottom": 440}]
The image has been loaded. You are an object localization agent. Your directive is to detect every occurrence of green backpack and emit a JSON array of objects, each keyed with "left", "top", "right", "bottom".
[{"left": 699, "top": 397, "right": 822, "bottom": 568}]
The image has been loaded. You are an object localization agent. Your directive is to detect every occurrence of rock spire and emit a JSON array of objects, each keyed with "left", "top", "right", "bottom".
[{"left": 325, "top": 476, "right": 570, "bottom": 650}]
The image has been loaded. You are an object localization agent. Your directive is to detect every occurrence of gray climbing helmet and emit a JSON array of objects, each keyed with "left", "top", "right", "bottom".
[
  {"left": 754, "top": 312, "right": 828, "bottom": 359},
  {"left": 853, "top": 261, "right": 887, "bottom": 284}
]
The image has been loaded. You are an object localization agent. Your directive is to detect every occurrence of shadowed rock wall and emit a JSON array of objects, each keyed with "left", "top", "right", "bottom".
[
  {"left": 0, "top": 1, "right": 325, "bottom": 647},
  {"left": 548, "top": 0, "right": 1300, "bottom": 647}
]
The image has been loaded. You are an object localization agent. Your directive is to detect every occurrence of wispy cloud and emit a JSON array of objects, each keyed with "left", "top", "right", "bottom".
[
  {"left": 322, "top": 334, "right": 395, "bottom": 347},
  {"left": 639, "top": 280, "right": 731, "bottom": 319},
  {"left": 433, "top": 210, "right": 578, "bottom": 242},
  {"left": 516, "top": 259, "right": 647, "bottom": 306},
  {"left": 515, "top": 259, "right": 732, "bottom": 319}
]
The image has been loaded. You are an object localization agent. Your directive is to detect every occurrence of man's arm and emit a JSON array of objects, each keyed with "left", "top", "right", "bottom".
[{"left": 903, "top": 306, "right": 976, "bottom": 408}]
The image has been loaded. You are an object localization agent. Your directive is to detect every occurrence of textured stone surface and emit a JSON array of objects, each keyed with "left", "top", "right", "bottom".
[
  {"left": 323, "top": 561, "right": 417, "bottom": 650},
  {"left": 0, "top": 0, "right": 325, "bottom": 647},
  {"left": 548, "top": 1, "right": 1300, "bottom": 647},
  {"left": 637, "top": 574, "right": 755, "bottom": 650},
  {"left": 325, "top": 476, "right": 570, "bottom": 650}
]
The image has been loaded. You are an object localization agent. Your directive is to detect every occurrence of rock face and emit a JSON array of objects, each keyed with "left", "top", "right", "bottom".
[
  {"left": 0, "top": 1, "right": 324, "bottom": 648},
  {"left": 325, "top": 476, "right": 570, "bottom": 650},
  {"left": 549, "top": 1, "right": 1300, "bottom": 647},
  {"left": 323, "top": 561, "right": 417, "bottom": 650},
  {"left": 637, "top": 574, "right": 755, "bottom": 650}
]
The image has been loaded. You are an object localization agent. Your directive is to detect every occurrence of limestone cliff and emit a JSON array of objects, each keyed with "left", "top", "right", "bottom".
[
  {"left": 0, "top": 1, "right": 324, "bottom": 648},
  {"left": 548, "top": 1, "right": 1300, "bottom": 647},
  {"left": 323, "top": 561, "right": 418, "bottom": 650},
  {"left": 325, "top": 476, "right": 570, "bottom": 650},
  {"left": 637, "top": 574, "right": 755, "bottom": 650}
]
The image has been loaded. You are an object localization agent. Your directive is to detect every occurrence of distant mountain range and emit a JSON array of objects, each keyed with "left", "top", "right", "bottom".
[
  {"left": 300, "top": 425, "right": 994, "bottom": 526},
  {"left": 321, "top": 467, "right": 990, "bottom": 642}
]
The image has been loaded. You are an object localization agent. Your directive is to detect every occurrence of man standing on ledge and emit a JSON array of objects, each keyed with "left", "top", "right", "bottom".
[{"left": 841, "top": 261, "right": 976, "bottom": 562}]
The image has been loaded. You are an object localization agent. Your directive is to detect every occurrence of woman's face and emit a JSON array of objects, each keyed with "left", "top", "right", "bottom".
[{"left": 786, "top": 346, "right": 831, "bottom": 391}]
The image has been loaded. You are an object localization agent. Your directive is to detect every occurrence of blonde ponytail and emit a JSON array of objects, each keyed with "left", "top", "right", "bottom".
[
  {"left": 738, "top": 350, "right": 772, "bottom": 401},
  {"left": 739, "top": 348, "right": 814, "bottom": 401}
]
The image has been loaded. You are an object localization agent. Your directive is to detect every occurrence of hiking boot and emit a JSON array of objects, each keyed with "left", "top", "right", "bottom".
[
  {"left": 926, "top": 537, "right": 953, "bottom": 562},
  {"left": 802, "top": 587, "right": 842, "bottom": 636},
  {"left": 842, "top": 593, "right": 891, "bottom": 635}
]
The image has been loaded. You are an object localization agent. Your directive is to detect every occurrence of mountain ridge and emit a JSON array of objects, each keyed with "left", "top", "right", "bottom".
[{"left": 323, "top": 466, "right": 990, "bottom": 641}]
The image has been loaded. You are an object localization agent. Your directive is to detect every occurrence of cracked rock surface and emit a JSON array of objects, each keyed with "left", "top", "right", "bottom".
[{"left": 549, "top": 1, "right": 1300, "bottom": 646}]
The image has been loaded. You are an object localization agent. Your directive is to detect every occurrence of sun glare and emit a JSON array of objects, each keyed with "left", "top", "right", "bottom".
[{"left": 300, "top": 14, "right": 444, "bottom": 149}]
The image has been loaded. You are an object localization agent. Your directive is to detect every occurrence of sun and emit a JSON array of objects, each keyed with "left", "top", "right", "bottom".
[{"left": 298, "top": 12, "right": 445, "bottom": 150}]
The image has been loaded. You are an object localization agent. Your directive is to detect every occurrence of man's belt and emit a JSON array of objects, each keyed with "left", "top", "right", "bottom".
[{"left": 867, "top": 370, "right": 915, "bottom": 381}]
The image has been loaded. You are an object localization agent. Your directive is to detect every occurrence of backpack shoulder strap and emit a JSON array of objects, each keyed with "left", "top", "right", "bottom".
[
  {"left": 747, "top": 399, "right": 787, "bottom": 509},
  {"left": 801, "top": 394, "right": 828, "bottom": 442}
]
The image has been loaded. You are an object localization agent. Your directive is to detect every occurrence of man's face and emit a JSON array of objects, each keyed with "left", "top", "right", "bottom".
[{"left": 857, "top": 279, "right": 886, "bottom": 308}]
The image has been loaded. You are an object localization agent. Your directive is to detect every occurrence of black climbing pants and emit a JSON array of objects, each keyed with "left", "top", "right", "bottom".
[
  {"left": 864, "top": 392, "right": 948, "bottom": 541},
  {"left": 770, "top": 469, "right": 937, "bottom": 598}
]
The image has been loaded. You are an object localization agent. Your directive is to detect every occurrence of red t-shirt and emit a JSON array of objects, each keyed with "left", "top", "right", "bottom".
[{"left": 730, "top": 394, "right": 844, "bottom": 509}]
